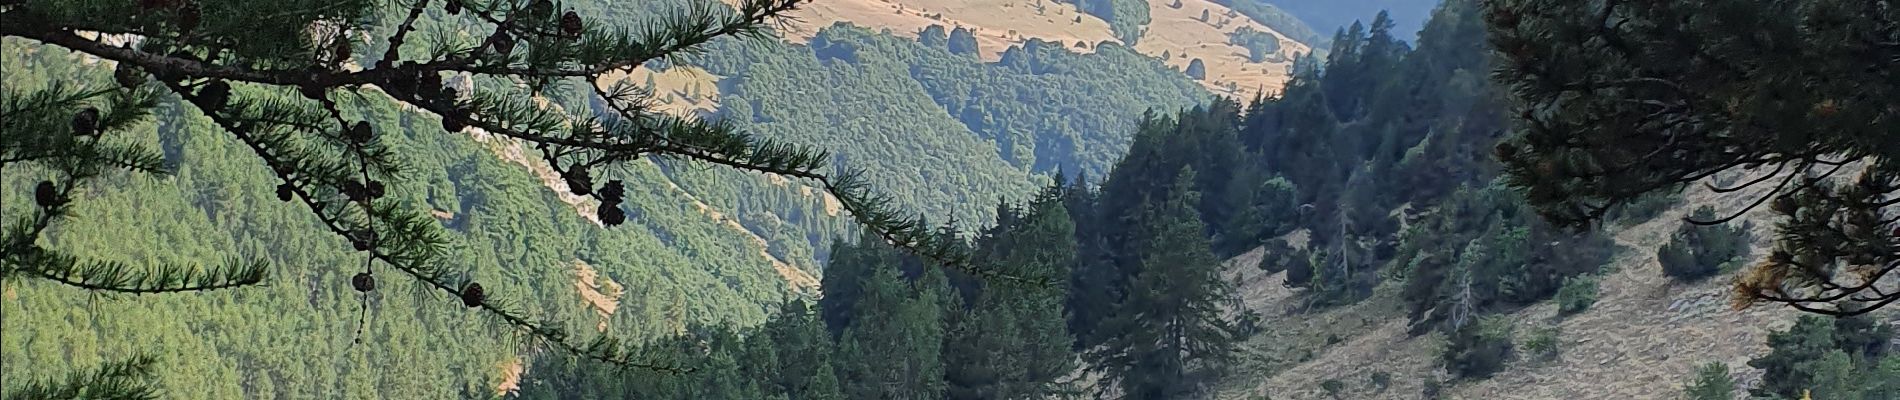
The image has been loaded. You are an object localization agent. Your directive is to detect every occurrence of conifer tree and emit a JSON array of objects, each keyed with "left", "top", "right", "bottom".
[
  {"left": 835, "top": 265, "right": 950, "bottom": 400},
  {"left": 947, "top": 183, "right": 1079, "bottom": 399},
  {"left": 1, "top": 0, "right": 1034, "bottom": 386},
  {"left": 1484, "top": 0, "right": 1900, "bottom": 315},
  {"left": 1087, "top": 167, "right": 1236, "bottom": 400}
]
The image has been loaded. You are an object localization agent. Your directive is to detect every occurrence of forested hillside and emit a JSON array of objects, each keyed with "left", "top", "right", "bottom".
[
  {"left": 2, "top": 0, "right": 1213, "bottom": 398},
  {"left": 11, "top": 0, "right": 1897, "bottom": 399}
]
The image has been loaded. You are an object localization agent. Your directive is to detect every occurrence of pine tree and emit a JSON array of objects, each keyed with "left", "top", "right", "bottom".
[
  {"left": 948, "top": 26, "right": 980, "bottom": 56},
  {"left": 1682, "top": 362, "right": 1734, "bottom": 400},
  {"left": 919, "top": 24, "right": 950, "bottom": 48},
  {"left": 1484, "top": 0, "right": 1900, "bottom": 315},
  {"left": 835, "top": 262, "right": 949, "bottom": 400},
  {"left": 1, "top": 0, "right": 1027, "bottom": 386},
  {"left": 1087, "top": 167, "right": 1237, "bottom": 400},
  {"left": 948, "top": 183, "right": 1080, "bottom": 399}
]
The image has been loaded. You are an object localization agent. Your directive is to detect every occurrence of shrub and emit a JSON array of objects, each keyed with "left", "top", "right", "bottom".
[
  {"left": 1658, "top": 206, "right": 1752, "bottom": 282},
  {"left": 1683, "top": 362, "right": 1734, "bottom": 400},
  {"left": 1554, "top": 276, "right": 1599, "bottom": 315},
  {"left": 1747, "top": 315, "right": 1896, "bottom": 399},
  {"left": 1422, "top": 379, "right": 1444, "bottom": 399},
  {"left": 1320, "top": 379, "right": 1345, "bottom": 398},
  {"left": 1606, "top": 191, "right": 1680, "bottom": 225},
  {"left": 1369, "top": 370, "right": 1392, "bottom": 392},
  {"left": 1522, "top": 326, "right": 1561, "bottom": 362},
  {"left": 1443, "top": 316, "right": 1515, "bottom": 378}
]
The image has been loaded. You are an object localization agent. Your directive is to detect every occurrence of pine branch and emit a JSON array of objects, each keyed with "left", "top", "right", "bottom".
[
  {"left": 1, "top": 353, "right": 161, "bottom": 400},
  {"left": 3, "top": 0, "right": 1049, "bottom": 375},
  {"left": 5, "top": 248, "right": 268, "bottom": 294},
  {"left": 158, "top": 77, "right": 694, "bottom": 373}
]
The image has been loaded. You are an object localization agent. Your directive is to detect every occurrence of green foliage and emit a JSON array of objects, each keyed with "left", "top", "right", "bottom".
[
  {"left": 3, "top": 354, "right": 160, "bottom": 400},
  {"left": 1062, "top": 0, "right": 1152, "bottom": 44},
  {"left": 1209, "top": 0, "right": 1324, "bottom": 46},
  {"left": 1229, "top": 26, "right": 1286, "bottom": 62},
  {"left": 1320, "top": 379, "right": 1345, "bottom": 398},
  {"left": 520, "top": 187, "right": 1087, "bottom": 400},
  {"left": 948, "top": 26, "right": 980, "bottom": 56},
  {"left": 1486, "top": 0, "right": 1900, "bottom": 314},
  {"left": 1442, "top": 316, "right": 1514, "bottom": 379},
  {"left": 1554, "top": 275, "right": 1598, "bottom": 316},
  {"left": 1369, "top": 370, "right": 1392, "bottom": 392},
  {"left": 1398, "top": 181, "right": 1615, "bottom": 333},
  {"left": 1605, "top": 191, "right": 1681, "bottom": 226},
  {"left": 1086, "top": 168, "right": 1239, "bottom": 400},
  {"left": 920, "top": 24, "right": 949, "bottom": 48},
  {"left": 1186, "top": 58, "right": 1208, "bottom": 80},
  {"left": 1522, "top": 326, "right": 1560, "bottom": 362},
  {"left": 1746, "top": 315, "right": 1896, "bottom": 399},
  {"left": 1683, "top": 362, "right": 1735, "bottom": 400},
  {"left": 1657, "top": 206, "right": 1752, "bottom": 282}
]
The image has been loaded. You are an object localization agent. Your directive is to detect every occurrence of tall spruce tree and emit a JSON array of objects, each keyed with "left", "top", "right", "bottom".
[
  {"left": 947, "top": 183, "right": 1080, "bottom": 399},
  {"left": 1087, "top": 167, "right": 1237, "bottom": 400},
  {"left": 834, "top": 262, "right": 950, "bottom": 400},
  {"left": 1484, "top": 0, "right": 1900, "bottom": 315},
  {"left": 0, "top": 0, "right": 1030, "bottom": 392}
]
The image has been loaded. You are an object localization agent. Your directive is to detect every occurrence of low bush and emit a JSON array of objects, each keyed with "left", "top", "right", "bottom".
[
  {"left": 1443, "top": 316, "right": 1515, "bottom": 378},
  {"left": 1657, "top": 206, "right": 1752, "bottom": 282},
  {"left": 1523, "top": 326, "right": 1561, "bottom": 362},
  {"left": 1554, "top": 276, "right": 1599, "bottom": 316}
]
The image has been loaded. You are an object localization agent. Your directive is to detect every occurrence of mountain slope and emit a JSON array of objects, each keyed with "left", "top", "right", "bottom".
[
  {"left": 739, "top": 0, "right": 1313, "bottom": 100},
  {"left": 1220, "top": 175, "right": 1818, "bottom": 400}
]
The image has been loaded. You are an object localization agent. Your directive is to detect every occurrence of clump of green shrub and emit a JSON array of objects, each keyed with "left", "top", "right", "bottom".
[
  {"left": 1555, "top": 276, "right": 1599, "bottom": 316},
  {"left": 1522, "top": 326, "right": 1561, "bottom": 362},
  {"left": 1320, "top": 379, "right": 1345, "bottom": 398},
  {"left": 1443, "top": 316, "right": 1515, "bottom": 378},
  {"left": 1657, "top": 206, "right": 1752, "bottom": 282}
]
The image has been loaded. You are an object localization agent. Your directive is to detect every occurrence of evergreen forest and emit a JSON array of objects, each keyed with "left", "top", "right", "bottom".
[{"left": 3, "top": 0, "right": 1896, "bottom": 399}]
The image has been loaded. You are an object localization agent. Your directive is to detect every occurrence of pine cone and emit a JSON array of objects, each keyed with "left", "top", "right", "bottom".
[
  {"left": 332, "top": 38, "right": 353, "bottom": 65},
  {"left": 34, "top": 181, "right": 58, "bottom": 208},
  {"left": 598, "top": 204, "right": 625, "bottom": 226},
  {"left": 561, "top": 11, "right": 583, "bottom": 37},
  {"left": 491, "top": 31, "right": 516, "bottom": 56},
  {"left": 351, "top": 272, "right": 376, "bottom": 292},
  {"left": 564, "top": 166, "right": 593, "bottom": 196},
  {"left": 599, "top": 180, "right": 625, "bottom": 202},
  {"left": 71, "top": 107, "right": 100, "bottom": 137},
  {"left": 351, "top": 229, "right": 376, "bottom": 251},
  {"left": 277, "top": 183, "right": 295, "bottom": 202},
  {"left": 347, "top": 121, "right": 373, "bottom": 143},
  {"left": 343, "top": 180, "right": 369, "bottom": 203},
  {"left": 440, "top": 116, "right": 466, "bottom": 133},
  {"left": 460, "top": 282, "right": 485, "bottom": 307},
  {"left": 198, "top": 80, "right": 231, "bottom": 112},
  {"left": 114, "top": 63, "right": 145, "bottom": 89}
]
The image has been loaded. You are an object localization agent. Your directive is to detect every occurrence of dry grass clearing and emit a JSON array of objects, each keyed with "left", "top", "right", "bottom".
[
  {"left": 732, "top": 0, "right": 1119, "bottom": 61},
  {"left": 1137, "top": 0, "right": 1311, "bottom": 100},
  {"left": 597, "top": 65, "right": 722, "bottom": 118},
  {"left": 729, "top": 0, "right": 1310, "bottom": 99}
]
